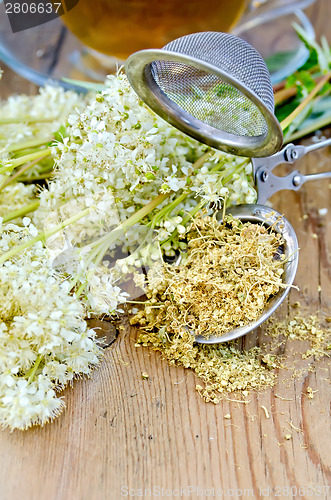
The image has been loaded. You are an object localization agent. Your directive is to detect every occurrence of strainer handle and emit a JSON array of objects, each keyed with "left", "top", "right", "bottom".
[
  {"left": 256, "top": 168, "right": 331, "bottom": 204},
  {"left": 253, "top": 139, "right": 331, "bottom": 203}
]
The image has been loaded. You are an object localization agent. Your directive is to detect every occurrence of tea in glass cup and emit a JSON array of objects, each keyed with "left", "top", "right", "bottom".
[{"left": 61, "top": 0, "right": 248, "bottom": 61}]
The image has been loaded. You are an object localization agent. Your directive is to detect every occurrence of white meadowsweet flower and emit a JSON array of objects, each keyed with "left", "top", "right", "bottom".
[
  {"left": 0, "top": 223, "right": 102, "bottom": 430},
  {"left": 0, "top": 183, "right": 37, "bottom": 222},
  {"left": 0, "top": 85, "right": 88, "bottom": 150}
]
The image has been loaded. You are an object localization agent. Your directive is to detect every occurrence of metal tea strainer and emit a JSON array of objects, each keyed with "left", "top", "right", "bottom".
[
  {"left": 126, "top": 32, "right": 330, "bottom": 344},
  {"left": 125, "top": 31, "right": 283, "bottom": 157}
]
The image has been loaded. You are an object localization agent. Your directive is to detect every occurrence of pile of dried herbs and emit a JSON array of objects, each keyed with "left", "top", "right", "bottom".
[{"left": 132, "top": 213, "right": 286, "bottom": 339}]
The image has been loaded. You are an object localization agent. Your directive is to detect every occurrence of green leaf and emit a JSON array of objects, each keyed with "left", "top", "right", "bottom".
[
  {"left": 274, "top": 26, "right": 331, "bottom": 142},
  {"left": 265, "top": 50, "right": 298, "bottom": 74},
  {"left": 54, "top": 125, "right": 69, "bottom": 142},
  {"left": 293, "top": 23, "right": 330, "bottom": 73}
]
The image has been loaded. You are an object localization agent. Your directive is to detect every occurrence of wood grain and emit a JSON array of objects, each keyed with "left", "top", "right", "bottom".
[{"left": 0, "top": 1, "right": 331, "bottom": 499}]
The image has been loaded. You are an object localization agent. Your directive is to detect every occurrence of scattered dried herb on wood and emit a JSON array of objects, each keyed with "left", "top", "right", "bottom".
[
  {"left": 131, "top": 310, "right": 330, "bottom": 404},
  {"left": 267, "top": 313, "right": 331, "bottom": 360},
  {"left": 134, "top": 328, "right": 278, "bottom": 403}
]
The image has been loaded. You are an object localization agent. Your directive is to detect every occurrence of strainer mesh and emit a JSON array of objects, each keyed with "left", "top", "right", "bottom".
[{"left": 150, "top": 32, "right": 274, "bottom": 138}]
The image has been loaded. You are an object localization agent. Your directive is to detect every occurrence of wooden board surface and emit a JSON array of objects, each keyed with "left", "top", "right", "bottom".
[{"left": 0, "top": 2, "right": 331, "bottom": 499}]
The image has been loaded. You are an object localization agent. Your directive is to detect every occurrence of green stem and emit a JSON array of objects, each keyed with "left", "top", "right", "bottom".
[
  {"left": 0, "top": 207, "right": 90, "bottom": 265},
  {"left": 160, "top": 198, "right": 207, "bottom": 248},
  {"left": 4, "top": 137, "right": 53, "bottom": 153},
  {"left": 69, "top": 237, "right": 109, "bottom": 292},
  {"left": 273, "top": 69, "right": 324, "bottom": 105},
  {"left": 148, "top": 153, "right": 225, "bottom": 230},
  {"left": 280, "top": 70, "right": 331, "bottom": 131},
  {"left": 284, "top": 113, "right": 331, "bottom": 143},
  {"left": 181, "top": 199, "right": 206, "bottom": 226},
  {"left": 2, "top": 201, "right": 40, "bottom": 223},
  {"left": 71, "top": 192, "right": 171, "bottom": 298},
  {"left": 75, "top": 239, "right": 110, "bottom": 298},
  {"left": 26, "top": 354, "right": 43, "bottom": 383},
  {"left": 88, "top": 192, "right": 171, "bottom": 251},
  {"left": 0, "top": 156, "right": 48, "bottom": 191},
  {"left": 0, "top": 117, "right": 58, "bottom": 125},
  {"left": 191, "top": 151, "right": 213, "bottom": 170},
  {"left": 0, "top": 150, "right": 52, "bottom": 175}
]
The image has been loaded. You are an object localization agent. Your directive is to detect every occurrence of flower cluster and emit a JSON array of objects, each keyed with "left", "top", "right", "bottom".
[
  {"left": 0, "top": 219, "right": 102, "bottom": 430},
  {"left": 35, "top": 74, "right": 204, "bottom": 224},
  {"left": 0, "top": 85, "right": 87, "bottom": 150},
  {"left": 36, "top": 74, "right": 256, "bottom": 229}
]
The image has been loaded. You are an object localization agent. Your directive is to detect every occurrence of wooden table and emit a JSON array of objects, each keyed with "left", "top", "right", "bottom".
[{"left": 0, "top": 2, "right": 330, "bottom": 499}]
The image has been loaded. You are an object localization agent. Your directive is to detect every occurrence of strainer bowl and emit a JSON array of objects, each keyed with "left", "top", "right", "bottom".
[{"left": 125, "top": 31, "right": 283, "bottom": 157}]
